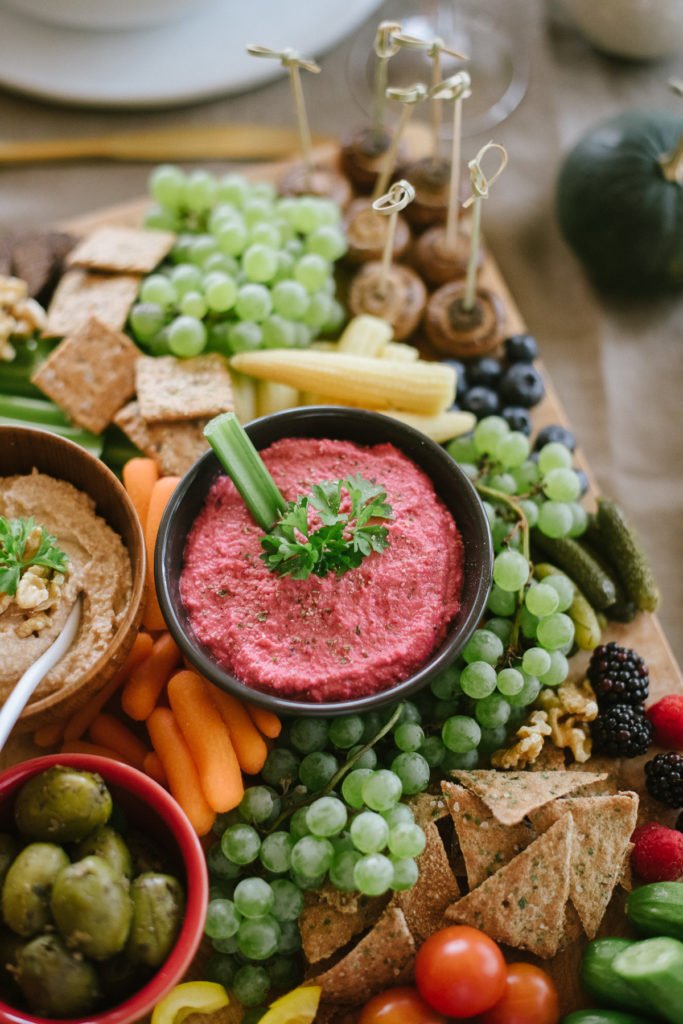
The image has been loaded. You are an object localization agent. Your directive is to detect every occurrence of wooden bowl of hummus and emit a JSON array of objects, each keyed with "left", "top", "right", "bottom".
[
  {"left": 156, "top": 407, "right": 493, "bottom": 717},
  {"left": 0, "top": 426, "right": 145, "bottom": 732}
]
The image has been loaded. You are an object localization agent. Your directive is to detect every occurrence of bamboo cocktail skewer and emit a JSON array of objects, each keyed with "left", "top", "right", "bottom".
[
  {"left": 372, "top": 83, "right": 428, "bottom": 200},
  {"left": 462, "top": 141, "right": 508, "bottom": 310},
  {"left": 371, "top": 21, "right": 402, "bottom": 141},
  {"left": 372, "top": 179, "right": 416, "bottom": 297}
]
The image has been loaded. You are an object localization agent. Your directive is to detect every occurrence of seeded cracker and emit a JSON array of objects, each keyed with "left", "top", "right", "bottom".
[
  {"left": 299, "top": 891, "right": 386, "bottom": 964},
  {"left": 393, "top": 821, "right": 460, "bottom": 944},
  {"left": 136, "top": 354, "right": 233, "bottom": 424},
  {"left": 66, "top": 225, "right": 175, "bottom": 275},
  {"left": 114, "top": 401, "right": 209, "bottom": 477},
  {"left": 442, "top": 782, "right": 535, "bottom": 888},
  {"left": 451, "top": 769, "right": 608, "bottom": 826},
  {"left": 529, "top": 792, "right": 638, "bottom": 939},
  {"left": 44, "top": 269, "right": 140, "bottom": 337},
  {"left": 445, "top": 815, "right": 574, "bottom": 959},
  {"left": 32, "top": 317, "right": 140, "bottom": 434}
]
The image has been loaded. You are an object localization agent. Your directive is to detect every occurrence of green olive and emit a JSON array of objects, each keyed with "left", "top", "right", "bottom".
[
  {"left": 0, "top": 834, "right": 18, "bottom": 888},
  {"left": 51, "top": 856, "right": 132, "bottom": 960},
  {"left": 2, "top": 843, "right": 69, "bottom": 937},
  {"left": 126, "top": 873, "right": 184, "bottom": 968},
  {"left": 15, "top": 766, "right": 112, "bottom": 842},
  {"left": 74, "top": 826, "right": 133, "bottom": 879},
  {"left": 15, "top": 934, "right": 100, "bottom": 1017}
]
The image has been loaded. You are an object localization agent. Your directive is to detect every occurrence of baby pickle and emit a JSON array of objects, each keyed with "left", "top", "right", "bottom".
[
  {"left": 51, "top": 855, "right": 133, "bottom": 960},
  {"left": 2, "top": 843, "right": 69, "bottom": 937},
  {"left": 15, "top": 766, "right": 112, "bottom": 843},
  {"left": 15, "top": 934, "right": 101, "bottom": 1017},
  {"left": 74, "top": 826, "right": 133, "bottom": 879},
  {"left": 126, "top": 873, "right": 184, "bottom": 968}
]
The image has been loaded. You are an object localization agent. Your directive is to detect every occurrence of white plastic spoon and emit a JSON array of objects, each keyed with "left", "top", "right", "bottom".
[{"left": 0, "top": 594, "right": 82, "bottom": 751}]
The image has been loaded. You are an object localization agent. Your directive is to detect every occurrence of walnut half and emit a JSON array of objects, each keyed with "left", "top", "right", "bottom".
[{"left": 491, "top": 710, "right": 552, "bottom": 769}]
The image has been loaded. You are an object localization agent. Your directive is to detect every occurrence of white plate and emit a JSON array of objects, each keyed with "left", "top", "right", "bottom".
[{"left": 0, "top": 0, "right": 383, "bottom": 109}]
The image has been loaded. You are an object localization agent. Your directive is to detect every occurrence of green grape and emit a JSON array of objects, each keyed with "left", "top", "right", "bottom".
[
  {"left": 147, "top": 327, "right": 172, "bottom": 356},
  {"left": 321, "top": 297, "right": 345, "bottom": 334},
  {"left": 290, "top": 718, "right": 329, "bottom": 753},
  {"left": 242, "top": 243, "right": 279, "bottom": 283},
  {"left": 149, "top": 164, "right": 187, "bottom": 210},
  {"left": 520, "top": 605, "right": 539, "bottom": 640},
  {"left": 513, "top": 459, "right": 541, "bottom": 489},
  {"left": 539, "top": 650, "right": 569, "bottom": 686},
  {"left": 233, "top": 962, "right": 271, "bottom": 1006},
  {"left": 190, "top": 235, "right": 218, "bottom": 266},
  {"left": 474, "top": 416, "right": 509, "bottom": 455},
  {"left": 205, "top": 953, "right": 237, "bottom": 989},
  {"left": 329, "top": 849, "right": 361, "bottom": 891},
  {"left": 522, "top": 647, "right": 552, "bottom": 677},
  {"left": 346, "top": 745, "right": 377, "bottom": 770},
  {"left": 221, "top": 824, "right": 261, "bottom": 865},
  {"left": 496, "top": 667, "right": 525, "bottom": 696},
  {"left": 142, "top": 208, "right": 178, "bottom": 230},
  {"left": 243, "top": 197, "right": 274, "bottom": 227},
  {"left": 298, "top": 751, "right": 338, "bottom": 792},
  {"left": 171, "top": 263, "right": 203, "bottom": 296},
  {"left": 434, "top": 698, "right": 461, "bottom": 719},
  {"left": 398, "top": 701, "right": 422, "bottom": 725},
  {"left": 185, "top": 169, "right": 217, "bottom": 212},
  {"left": 238, "top": 915, "right": 281, "bottom": 961},
  {"left": 360, "top": 712, "right": 382, "bottom": 744},
  {"left": 537, "top": 501, "right": 573, "bottom": 539},
  {"left": 496, "top": 431, "right": 531, "bottom": 468},
  {"left": 204, "top": 272, "right": 237, "bottom": 313},
  {"left": 543, "top": 467, "right": 580, "bottom": 503},
  {"left": 443, "top": 749, "right": 479, "bottom": 771},
  {"left": 463, "top": 629, "right": 504, "bottom": 666},
  {"left": 289, "top": 806, "right": 312, "bottom": 840},
  {"left": 567, "top": 502, "right": 588, "bottom": 538},
  {"left": 479, "top": 725, "right": 508, "bottom": 755},
  {"left": 249, "top": 222, "right": 281, "bottom": 249},
  {"left": 519, "top": 499, "right": 539, "bottom": 527},
  {"left": 272, "top": 280, "right": 309, "bottom": 319},
  {"left": 491, "top": 518, "right": 513, "bottom": 551},
  {"left": 482, "top": 502, "right": 496, "bottom": 529},
  {"left": 303, "top": 225, "right": 345, "bottom": 261},
  {"left": 261, "top": 315, "right": 296, "bottom": 349},
  {"left": 207, "top": 842, "right": 242, "bottom": 879},
  {"left": 328, "top": 716, "right": 364, "bottom": 749},
  {"left": 179, "top": 290, "right": 207, "bottom": 318},
  {"left": 294, "top": 254, "right": 330, "bottom": 293},
  {"left": 475, "top": 692, "right": 511, "bottom": 729},
  {"left": 391, "top": 753, "right": 431, "bottom": 795},
  {"left": 391, "top": 857, "right": 419, "bottom": 891},
  {"left": 293, "top": 322, "right": 313, "bottom": 347},
  {"left": 205, "top": 898, "right": 241, "bottom": 939},
  {"left": 493, "top": 550, "right": 530, "bottom": 592},
  {"left": 129, "top": 302, "right": 165, "bottom": 343},
  {"left": 227, "top": 321, "right": 262, "bottom": 352},
  {"left": 388, "top": 822, "right": 425, "bottom": 859},
  {"left": 507, "top": 674, "right": 541, "bottom": 707},
  {"left": 168, "top": 315, "right": 207, "bottom": 357},
  {"left": 205, "top": 251, "right": 238, "bottom": 275},
  {"left": 487, "top": 584, "right": 517, "bottom": 617},
  {"left": 306, "top": 797, "right": 348, "bottom": 838},
  {"left": 213, "top": 809, "right": 242, "bottom": 833},
  {"left": 543, "top": 574, "right": 575, "bottom": 611},
  {"left": 260, "top": 832, "right": 293, "bottom": 875},
  {"left": 261, "top": 748, "right": 299, "bottom": 789},
  {"left": 394, "top": 723, "right": 425, "bottom": 752},
  {"left": 250, "top": 180, "right": 277, "bottom": 203},
  {"left": 361, "top": 770, "right": 403, "bottom": 812},
  {"left": 354, "top": 853, "right": 394, "bottom": 896},
  {"left": 235, "top": 283, "right": 272, "bottom": 322},
  {"left": 270, "top": 878, "right": 304, "bottom": 922},
  {"left": 208, "top": 203, "right": 236, "bottom": 233},
  {"left": 525, "top": 583, "right": 559, "bottom": 618},
  {"left": 216, "top": 219, "right": 248, "bottom": 257},
  {"left": 350, "top": 811, "right": 389, "bottom": 854},
  {"left": 240, "top": 786, "right": 280, "bottom": 825},
  {"left": 302, "top": 291, "right": 333, "bottom": 330},
  {"left": 447, "top": 435, "right": 477, "bottom": 463},
  {"left": 234, "top": 878, "right": 274, "bottom": 919},
  {"left": 341, "top": 768, "right": 374, "bottom": 809},
  {"left": 538, "top": 442, "right": 572, "bottom": 473},
  {"left": 290, "top": 836, "right": 334, "bottom": 877},
  {"left": 212, "top": 934, "right": 239, "bottom": 955},
  {"left": 486, "top": 617, "right": 514, "bottom": 644},
  {"left": 382, "top": 805, "right": 414, "bottom": 828},
  {"left": 291, "top": 197, "right": 324, "bottom": 234},
  {"left": 420, "top": 735, "right": 446, "bottom": 767},
  {"left": 487, "top": 473, "right": 517, "bottom": 494},
  {"left": 170, "top": 234, "right": 194, "bottom": 263},
  {"left": 536, "top": 612, "right": 574, "bottom": 651},
  {"left": 442, "top": 716, "right": 481, "bottom": 753},
  {"left": 216, "top": 173, "right": 249, "bottom": 207},
  {"left": 276, "top": 919, "right": 302, "bottom": 955},
  {"left": 140, "top": 274, "right": 176, "bottom": 309},
  {"left": 459, "top": 463, "right": 479, "bottom": 482},
  {"left": 430, "top": 666, "right": 461, "bottom": 700},
  {"left": 460, "top": 661, "right": 497, "bottom": 699},
  {"left": 285, "top": 237, "right": 304, "bottom": 256}
]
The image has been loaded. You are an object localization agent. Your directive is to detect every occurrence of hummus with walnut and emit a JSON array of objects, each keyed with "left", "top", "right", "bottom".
[{"left": 0, "top": 471, "right": 132, "bottom": 704}]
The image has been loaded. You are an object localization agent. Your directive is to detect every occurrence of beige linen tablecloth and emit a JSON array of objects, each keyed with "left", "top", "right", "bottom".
[{"left": 0, "top": 1, "right": 681, "bottom": 662}]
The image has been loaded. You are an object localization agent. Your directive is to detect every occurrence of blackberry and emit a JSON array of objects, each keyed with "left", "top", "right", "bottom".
[
  {"left": 587, "top": 642, "right": 649, "bottom": 706},
  {"left": 592, "top": 705, "right": 653, "bottom": 758},
  {"left": 645, "top": 752, "right": 683, "bottom": 808}
]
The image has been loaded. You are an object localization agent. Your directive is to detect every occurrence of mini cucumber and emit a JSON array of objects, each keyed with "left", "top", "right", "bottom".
[
  {"left": 613, "top": 937, "right": 683, "bottom": 1024},
  {"left": 580, "top": 938, "right": 654, "bottom": 1016},
  {"left": 596, "top": 498, "right": 660, "bottom": 612},
  {"left": 627, "top": 883, "right": 683, "bottom": 942},
  {"left": 531, "top": 531, "right": 617, "bottom": 610},
  {"left": 533, "top": 562, "right": 601, "bottom": 649}
]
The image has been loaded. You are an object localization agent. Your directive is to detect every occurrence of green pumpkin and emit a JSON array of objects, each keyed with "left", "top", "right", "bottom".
[{"left": 556, "top": 111, "right": 683, "bottom": 295}]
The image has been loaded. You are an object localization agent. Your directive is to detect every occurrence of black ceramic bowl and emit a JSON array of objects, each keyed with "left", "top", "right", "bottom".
[{"left": 155, "top": 407, "right": 493, "bottom": 717}]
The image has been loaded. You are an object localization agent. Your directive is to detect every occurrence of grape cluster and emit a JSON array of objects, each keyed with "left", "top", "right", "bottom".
[{"left": 129, "top": 166, "right": 347, "bottom": 358}]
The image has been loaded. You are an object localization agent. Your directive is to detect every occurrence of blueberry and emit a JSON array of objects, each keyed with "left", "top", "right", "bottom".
[
  {"left": 499, "top": 363, "right": 545, "bottom": 408},
  {"left": 575, "top": 468, "right": 589, "bottom": 496},
  {"left": 534, "top": 424, "right": 576, "bottom": 452},
  {"left": 501, "top": 406, "right": 532, "bottom": 435},
  {"left": 505, "top": 333, "right": 539, "bottom": 363},
  {"left": 461, "top": 386, "right": 500, "bottom": 419},
  {"left": 467, "top": 357, "right": 502, "bottom": 390},
  {"left": 442, "top": 359, "right": 468, "bottom": 394}
]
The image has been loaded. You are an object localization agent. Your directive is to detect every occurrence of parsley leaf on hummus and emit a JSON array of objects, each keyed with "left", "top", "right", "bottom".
[{"left": 0, "top": 516, "right": 69, "bottom": 597}]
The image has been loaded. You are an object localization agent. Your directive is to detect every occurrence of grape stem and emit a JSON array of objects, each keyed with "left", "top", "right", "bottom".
[{"left": 265, "top": 702, "right": 405, "bottom": 834}]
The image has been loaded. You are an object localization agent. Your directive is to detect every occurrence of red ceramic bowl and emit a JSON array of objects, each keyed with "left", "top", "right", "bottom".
[{"left": 0, "top": 754, "right": 208, "bottom": 1024}]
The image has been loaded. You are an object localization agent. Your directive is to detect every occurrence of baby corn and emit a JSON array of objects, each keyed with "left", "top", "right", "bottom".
[
  {"left": 230, "top": 350, "right": 456, "bottom": 416},
  {"left": 382, "top": 409, "right": 476, "bottom": 442},
  {"left": 380, "top": 342, "right": 419, "bottom": 362},
  {"left": 229, "top": 370, "right": 257, "bottom": 424},
  {"left": 337, "top": 314, "right": 393, "bottom": 356},
  {"left": 255, "top": 380, "right": 300, "bottom": 417}
]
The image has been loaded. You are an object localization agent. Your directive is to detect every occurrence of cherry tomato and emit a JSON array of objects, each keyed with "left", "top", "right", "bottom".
[
  {"left": 480, "top": 963, "right": 560, "bottom": 1024},
  {"left": 358, "top": 986, "right": 447, "bottom": 1024},
  {"left": 415, "top": 925, "right": 507, "bottom": 1018}
]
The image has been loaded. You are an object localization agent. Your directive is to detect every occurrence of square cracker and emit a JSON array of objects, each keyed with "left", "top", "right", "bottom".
[
  {"left": 451, "top": 769, "right": 608, "bottom": 826},
  {"left": 299, "top": 890, "right": 386, "bottom": 965},
  {"left": 442, "top": 782, "right": 535, "bottom": 889},
  {"left": 529, "top": 792, "right": 638, "bottom": 939},
  {"left": 136, "top": 354, "right": 233, "bottom": 423},
  {"left": 393, "top": 821, "right": 460, "bottom": 944},
  {"left": 44, "top": 269, "right": 140, "bottom": 337},
  {"left": 67, "top": 226, "right": 175, "bottom": 275},
  {"left": 445, "top": 815, "right": 574, "bottom": 959},
  {"left": 114, "top": 401, "right": 209, "bottom": 477},
  {"left": 32, "top": 317, "right": 139, "bottom": 434}
]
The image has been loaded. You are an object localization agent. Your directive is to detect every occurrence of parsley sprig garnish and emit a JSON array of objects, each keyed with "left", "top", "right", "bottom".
[
  {"left": 0, "top": 516, "right": 70, "bottom": 597},
  {"left": 261, "top": 474, "right": 393, "bottom": 579}
]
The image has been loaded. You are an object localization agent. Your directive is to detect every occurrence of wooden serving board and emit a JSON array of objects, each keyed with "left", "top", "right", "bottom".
[{"left": 4, "top": 140, "right": 682, "bottom": 1019}]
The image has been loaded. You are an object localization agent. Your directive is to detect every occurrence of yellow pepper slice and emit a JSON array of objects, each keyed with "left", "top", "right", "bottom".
[
  {"left": 151, "top": 981, "right": 229, "bottom": 1024},
  {"left": 258, "top": 985, "right": 321, "bottom": 1024}
]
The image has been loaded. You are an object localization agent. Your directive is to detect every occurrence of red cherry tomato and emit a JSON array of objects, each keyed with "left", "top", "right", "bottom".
[
  {"left": 480, "top": 963, "right": 560, "bottom": 1024},
  {"left": 415, "top": 925, "right": 507, "bottom": 1018},
  {"left": 358, "top": 986, "right": 447, "bottom": 1024}
]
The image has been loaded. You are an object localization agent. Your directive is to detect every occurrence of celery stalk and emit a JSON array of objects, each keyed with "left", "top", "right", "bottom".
[{"left": 0, "top": 394, "right": 70, "bottom": 426}]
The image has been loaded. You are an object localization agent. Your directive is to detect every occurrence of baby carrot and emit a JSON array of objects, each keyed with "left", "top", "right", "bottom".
[
  {"left": 143, "top": 476, "right": 180, "bottom": 631},
  {"left": 33, "top": 721, "right": 66, "bottom": 748},
  {"left": 167, "top": 671, "right": 244, "bottom": 813},
  {"left": 64, "top": 632, "right": 154, "bottom": 741},
  {"left": 147, "top": 707, "right": 215, "bottom": 836},
  {"left": 123, "top": 457, "right": 159, "bottom": 532},
  {"left": 245, "top": 702, "right": 282, "bottom": 740},
  {"left": 60, "top": 740, "right": 134, "bottom": 766},
  {"left": 121, "top": 632, "right": 181, "bottom": 721},
  {"left": 89, "top": 713, "right": 149, "bottom": 771},
  {"left": 143, "top": 751, "right": 167, "bottom": 787},
  {"left": 208, "top": 687, "right": 269, "bottom": 775}
]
